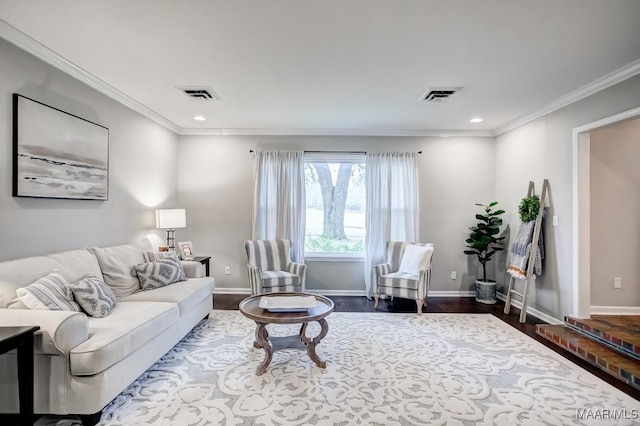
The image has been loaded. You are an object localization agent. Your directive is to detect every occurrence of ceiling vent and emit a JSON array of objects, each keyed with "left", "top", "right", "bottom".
[
  {"left": 177, "top": 86, "right": 220, "bottom": 100},
  {"left": 421, "top": 87, "right": 462, "bottom": 102}
]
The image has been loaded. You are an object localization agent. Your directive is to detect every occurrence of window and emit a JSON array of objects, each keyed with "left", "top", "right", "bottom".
[{"left": 304, "top": 153, "right": 366, "bottom": 258}]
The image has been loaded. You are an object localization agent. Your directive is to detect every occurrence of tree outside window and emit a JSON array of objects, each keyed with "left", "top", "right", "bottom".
[{"left": 304, "top": 155, "right": 365, "bottom": 254}]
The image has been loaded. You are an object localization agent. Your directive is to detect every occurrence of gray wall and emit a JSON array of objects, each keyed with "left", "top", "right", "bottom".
[
  {"left": 177, "top": 135, "right": 496, "bottom": 293},
  {"left": 495, "top": 74, "right": 640, "bottom": 320},
  {"left": 0, "top": 38, "right": 178, "bottom": 260},
  {"left": 590, "top": 117, "right": 640, "bottom": 307}
]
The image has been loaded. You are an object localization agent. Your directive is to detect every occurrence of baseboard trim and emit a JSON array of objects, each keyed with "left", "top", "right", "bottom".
[
  {"left": 429, "top": 291, "right": 475, "bottom": 297},
  {"left": 213, "top": 289, "right": 370, "bottom": 297},
  {"left": 496, "top": 293, "right": 563, "bottom": 325},
  {"left": 590, "top": 305, "right": 640, "bottom": 315},
  {"left": 305, "top": 289, "right": 367, "bottom": 296},
  {"left": 214, "top": 288, "right": 478, "bottom": 297},
  {"left": 213, "top": 288, "right": 251, "bottom": 295}
]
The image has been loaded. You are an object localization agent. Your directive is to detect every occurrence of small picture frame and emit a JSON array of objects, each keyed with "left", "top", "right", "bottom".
[{"left": 177, "top": 241, "right": 194, "bottom": 260}]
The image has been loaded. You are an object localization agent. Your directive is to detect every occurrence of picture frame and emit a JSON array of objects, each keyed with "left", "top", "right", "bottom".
[
  {"left": 13, "top": 93, "right": 109, "bottom": 200},
  {"left": 177, "top": 241, "right": 194, "bottom": 260}
]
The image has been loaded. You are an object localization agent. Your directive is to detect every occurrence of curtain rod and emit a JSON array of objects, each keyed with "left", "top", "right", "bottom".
[{"left": 249, "top": 149, "right": 422, "bottom": 154}]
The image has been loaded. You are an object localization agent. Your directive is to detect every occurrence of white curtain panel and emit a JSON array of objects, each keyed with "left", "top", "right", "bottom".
[
  {"left": 365, "top": 152, "right": 419, "bottom": 297},
  {"left": 252, "top": 150, "right": 306, "bottom": 262}
]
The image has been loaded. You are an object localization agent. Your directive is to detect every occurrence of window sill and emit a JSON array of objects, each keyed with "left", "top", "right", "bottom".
[{"left": 304, "top": 253, "right": 365, "bottom": 262}]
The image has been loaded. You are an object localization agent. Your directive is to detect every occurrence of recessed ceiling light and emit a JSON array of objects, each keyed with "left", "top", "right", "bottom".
[
  {"left": 193, "top": 116, "right": 206, "bottom": 121},
  {"left": 469, "top": 117, "right": 483, "bottom": 123}
]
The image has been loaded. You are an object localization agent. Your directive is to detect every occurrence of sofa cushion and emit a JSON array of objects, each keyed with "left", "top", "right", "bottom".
[
  {"left": 132, "top": 257, "right": 187, "bottom": 291},
  {"left": 69, "top": 301, "right": 178, "bottom": 376},
  {"left": 261, "top": 271, "right": 300, "bottom": 288},
  {"left": 89, "top": 239, "right": 153, "bottom": 299},
  {"left": 378, "top": 272, "right": 420, "bottom": 290},
  {"left": 68, "top": 275, "right": 117, "bottom": 318},
  {"left": 120, "top": 277, "right": 214, "bottom": 315},
  {"left": 0, "top": 249, "right": 102, "bottom": 309},
  {"left": 17, "top": 273, "right": 81, "bottom": 311}
]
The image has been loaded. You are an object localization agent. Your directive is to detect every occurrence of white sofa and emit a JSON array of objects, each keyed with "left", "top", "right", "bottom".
[{"left": 0, "top": 239, "right": 215, "bottom": 424}]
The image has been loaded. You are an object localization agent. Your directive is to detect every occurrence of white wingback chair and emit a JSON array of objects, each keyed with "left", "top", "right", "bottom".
[
  {"left": 373, "top": 241, "right": 435, "bottom": 315},
  {"left": 244, "top": 240, "right": 307, "bottom": 295}
]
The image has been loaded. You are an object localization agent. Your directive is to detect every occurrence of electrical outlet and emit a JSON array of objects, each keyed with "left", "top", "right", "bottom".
[
  {"left": 450, "top": 271, "right": 457, "bottom": 280},
  {"left": 552, "top": 215, "right": 559, "bottom": 227},
  {"left": 614, "top": 277, "right": 622, "bottom": 289},
  {"left": 225, "top": 266, "right": 231, "bottom": 275}
]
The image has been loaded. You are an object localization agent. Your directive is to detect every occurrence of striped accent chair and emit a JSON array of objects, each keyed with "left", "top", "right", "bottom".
[
  {"left": 373, "top": 241, "right": 435, "bottom": 315},
  {"left": 244, "top": 240, "right": 307, "bottom": 295}
]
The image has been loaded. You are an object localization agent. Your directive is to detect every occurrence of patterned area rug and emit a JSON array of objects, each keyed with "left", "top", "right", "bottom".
[{"left": 40, "top": 311, "right": 640, "bottom": 425}]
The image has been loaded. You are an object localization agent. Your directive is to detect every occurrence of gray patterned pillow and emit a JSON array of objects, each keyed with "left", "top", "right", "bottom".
[
  {"left": 68, "top": 275, "right": 117, "bottom": 318},
  {"left": 16, "top": 273, "right": 81, "bottom": 311},
  {"left": 133, "top": 256, "right": 187, "bottom": 290}
]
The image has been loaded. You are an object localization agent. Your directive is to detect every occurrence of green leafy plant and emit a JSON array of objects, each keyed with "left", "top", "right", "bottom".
[
  {"left": 464, "top": 202, "right": 506, "bottom": 282},
  {"left": 518, "top": 195, "right": 540, "bottom": 222}
]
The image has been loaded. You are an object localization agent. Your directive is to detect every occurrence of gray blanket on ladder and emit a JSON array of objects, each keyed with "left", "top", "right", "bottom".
[{"left": 507, "top": 219, "right": 544, "bottom": 279}]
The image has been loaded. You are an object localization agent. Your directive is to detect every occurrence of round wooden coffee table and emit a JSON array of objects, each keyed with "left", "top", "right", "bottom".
[{"left": 239, "top": 292, "right": 334, "bottom": 375}]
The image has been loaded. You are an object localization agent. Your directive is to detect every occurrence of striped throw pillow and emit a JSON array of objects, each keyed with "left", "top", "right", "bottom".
[
  {"left": 16, "top": 273, "right": 81, "bottom": 311},
  {"left": 142, "top": 251, "right": 180, "bottom": 263},
  {"left": 133, "top": 256, "right": 187, "bottom": 291},
  {"left": 68, "top": 275, "right": 117, "bottom": 318}
]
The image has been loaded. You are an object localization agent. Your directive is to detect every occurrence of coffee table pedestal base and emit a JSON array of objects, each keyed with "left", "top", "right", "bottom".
[{"left": 253, "top": 319, "right": 329, "bottom": 375}]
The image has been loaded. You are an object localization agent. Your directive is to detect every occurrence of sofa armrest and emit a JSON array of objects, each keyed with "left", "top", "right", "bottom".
[
  {"left": 181, "top": 260, "right": 205, "bottom": 278},
  {"left": 0, "top": 309, "right": 88, "bottom": 355}
]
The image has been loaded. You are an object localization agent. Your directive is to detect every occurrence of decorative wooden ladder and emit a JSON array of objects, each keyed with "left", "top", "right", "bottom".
[{"left": 504, "top": 179, "right": 549, "bottom": 323}]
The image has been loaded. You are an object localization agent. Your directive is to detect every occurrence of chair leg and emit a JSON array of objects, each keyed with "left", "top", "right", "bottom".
[
  {"left": 373, "top": 294, "right": 379, "bottom": 310},
  {"left": 416, "top": 299, "right": 423, "bottom": 315}
]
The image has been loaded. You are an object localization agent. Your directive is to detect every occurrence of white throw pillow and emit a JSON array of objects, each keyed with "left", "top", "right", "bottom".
[{"left": 398, "top": 244, "right": 433, "bottom": 276}]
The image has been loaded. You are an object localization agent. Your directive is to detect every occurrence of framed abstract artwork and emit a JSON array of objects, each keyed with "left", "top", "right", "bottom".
[{"left": 13, "top": 94, "right": 109, "bottom": 200}]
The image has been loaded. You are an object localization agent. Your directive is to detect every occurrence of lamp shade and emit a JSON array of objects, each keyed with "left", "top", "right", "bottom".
[{"left": 156, "top": 209, "right": 186, "bottom": 229}]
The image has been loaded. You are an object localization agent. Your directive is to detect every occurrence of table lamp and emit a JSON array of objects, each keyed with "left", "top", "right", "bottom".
[{"left": 155, "top": 209, "right": 186, "bottom": 251}]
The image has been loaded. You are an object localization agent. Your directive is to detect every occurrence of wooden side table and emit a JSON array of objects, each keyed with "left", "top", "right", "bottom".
[
  {"left": 0, "top": 326, "right": 40, "bottom": 426},
  {"left": 193, "top": 256, "right": 211, "bottom": 277}
]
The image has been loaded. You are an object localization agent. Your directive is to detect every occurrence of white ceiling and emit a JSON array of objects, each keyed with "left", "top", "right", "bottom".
[{"left": 1, "top": 0, "right": 639, "bottom": 136}]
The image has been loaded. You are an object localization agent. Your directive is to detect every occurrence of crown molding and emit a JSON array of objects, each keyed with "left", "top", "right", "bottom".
[
  {"left": 178, "top": 127, "right": 496, "bottom": 137},
  {"left": 495, "top": 58, "right": 640, "bottom": 136},
  {"left": 0, "top": 19, "right": 180, "bottom": 133},
  {"left": 4, "top": 17, "right": 637, "bottom": 140}
]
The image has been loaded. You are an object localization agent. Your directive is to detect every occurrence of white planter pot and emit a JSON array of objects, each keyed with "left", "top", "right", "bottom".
[{"left": 475, "top": 280, "right": 497, "bottom": 304}]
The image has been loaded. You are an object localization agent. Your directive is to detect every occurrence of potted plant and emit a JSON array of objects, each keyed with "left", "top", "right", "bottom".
[
  {"left": 464, "top": 201, "right": 505, "bottom": 304},
  {"left": 518, "top": 195, "right": 540, "bottom": 222}
]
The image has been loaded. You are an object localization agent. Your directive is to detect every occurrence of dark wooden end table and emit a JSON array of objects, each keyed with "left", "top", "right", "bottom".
[
  {"left": 0, "top": 326, "right": 40, "bottom": 426},
  {"left": 239, "top": 292, "right": 334, "bottom": 375},
  {"left": 192, "top": 256, "right": 211, "bottom": 277}
]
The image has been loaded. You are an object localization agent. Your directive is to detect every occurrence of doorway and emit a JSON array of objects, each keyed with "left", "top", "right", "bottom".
[{"left": 573, "top": 106, "right": 640, "bottom": 317}]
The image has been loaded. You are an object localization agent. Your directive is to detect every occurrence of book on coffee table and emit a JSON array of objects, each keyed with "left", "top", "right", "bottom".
[{"left": 259, "top": 296, "right": 317, "bottom": 312}]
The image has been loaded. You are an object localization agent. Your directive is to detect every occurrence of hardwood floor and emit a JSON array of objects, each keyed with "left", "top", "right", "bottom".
[{"left": 214, "top": 293, "right": 640, "bottom": 401}]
